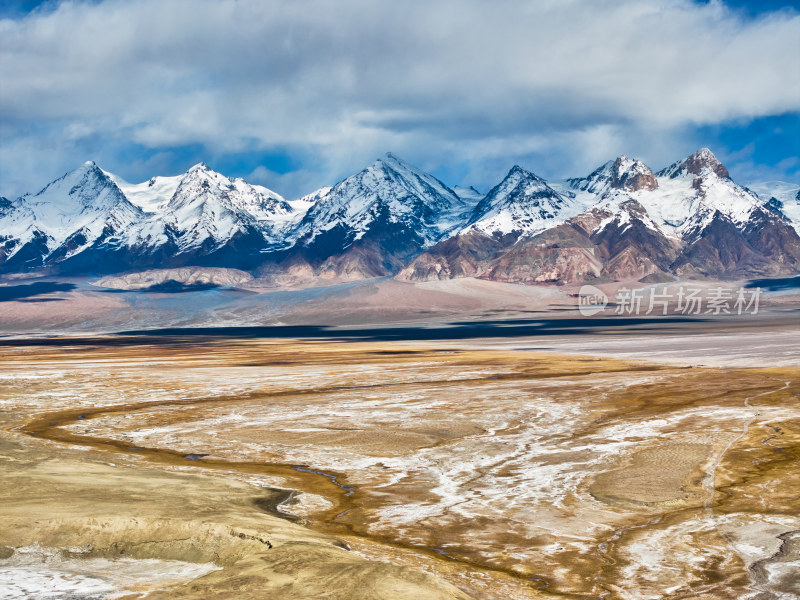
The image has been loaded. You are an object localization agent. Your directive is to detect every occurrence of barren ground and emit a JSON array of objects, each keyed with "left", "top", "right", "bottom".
[{"left": 1, "top": 337, "right": 798, "bottom": 599}]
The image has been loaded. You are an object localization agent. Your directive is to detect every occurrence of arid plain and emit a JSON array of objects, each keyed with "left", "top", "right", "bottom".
[{"left": 1, "top": 329, "right": 798, "bottom": 599}]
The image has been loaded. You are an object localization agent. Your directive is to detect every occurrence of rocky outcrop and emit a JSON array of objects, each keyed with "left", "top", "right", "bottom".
[
  {"left": 481, "top": 245, "right": 602, "bottom": 284},
  {"left": 567, "top": 156, "right": 657, "bottom": 194},
  {"left": 93, "top": 267, "right": 254, "bottom": 291},
  {"left": 396, "top": 232, "right": 506, "bottom": 281},
  {"left": 658, "top": 147, "right": 729, "bottom": 180},
  {"left": 681, "top": 148, "right": 730, "bottom": 179},
  {"left": 610, "top": 157, "right": 658, "bottom": 192},
  {"left": 588, "top": 199, "right": 680, "bottom": 278}
]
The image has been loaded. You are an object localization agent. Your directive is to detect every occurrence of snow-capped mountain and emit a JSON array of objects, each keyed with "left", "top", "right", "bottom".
[
  {"left": 291, "top": 153, "right": 467, "bottom": 247},
  {"left": 0, "top": 161, "right": 146, "bottom": 271},
  {"left": 110, "top": 163, "right": 300, "bottom": 250},
  {"left": 401, "top": 158, "right": 665, "bottom": 283},
  {"left": 463, "top": 165, "right": 583, "bottom": 240},
  {"left": 553, "top": 149, "right": 799, "bottom": 279},
  {"left": 1, "top": 148, "right": 798, "bottom": 284},
  {"left": 293, "top": 186, "right": 332, "bottom": 212},
  {"left": 565, "top": 155, "right": 658, "bottom": 195},
  {"left": 557, "top": 149, "right": 763, "bottom": 241},
  {"left": 0, "top": 162, "right": 296, "bottom": 273},
  {"left": 651, "top": 149, "right": 763, "bottom": 236},
  {"left": 156, "top": 163, "right": 293, "bottom": 252},
  {"left": 401, "top": 149, "right": 800, "bottom": 283},
  {"left": 747, "top": 180, "right": 800, "bottom": 235},
  {"left": 278, "top": 153, "right": 476, "bottom": 278}
]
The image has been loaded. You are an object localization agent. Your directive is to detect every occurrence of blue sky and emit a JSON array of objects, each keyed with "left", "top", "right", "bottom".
[
  {"left": 703, "top": 0, "right": 800, "bottom": 14},
  {"left": 1, "top": 0, "right": 798, "bottom": 200}
]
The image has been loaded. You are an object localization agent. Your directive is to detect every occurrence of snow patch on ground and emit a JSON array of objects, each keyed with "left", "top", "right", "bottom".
[{"left": 0, "top": 544, "right": 219, "bottom": 599}]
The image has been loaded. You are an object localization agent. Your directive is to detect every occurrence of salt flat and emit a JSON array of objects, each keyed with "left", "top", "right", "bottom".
[{"left": 469, "top": 326, "right": 800, "bottom": 368}]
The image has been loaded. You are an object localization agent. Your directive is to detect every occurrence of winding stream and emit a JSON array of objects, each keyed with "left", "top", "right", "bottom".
[
  {"left": 10, "top": 372, "right": 795, "bottom": 599},
  {"left": 13, "top": 393, "right": 563, "bottom": 598}
]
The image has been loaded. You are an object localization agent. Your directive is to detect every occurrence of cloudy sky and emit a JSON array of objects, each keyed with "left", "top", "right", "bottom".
[{"left": 1, "top": 0, "right": 798, "bottom": 200}]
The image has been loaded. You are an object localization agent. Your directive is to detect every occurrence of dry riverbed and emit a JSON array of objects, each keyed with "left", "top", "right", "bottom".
[{"left": 0, "top": 338, "right": 798, "bottom": 599}]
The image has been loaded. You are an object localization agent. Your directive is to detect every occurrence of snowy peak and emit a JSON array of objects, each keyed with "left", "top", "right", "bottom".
[
  {"left": 0, "top": 159, "right": 299, "bottom": 272},
  {"left": 469, "top": 165, "right": 548, "bottom": 219},
  {"left": 24, "top": 161, "right": 140, "bottom": 235},
  {"left": 168, "top": 165, "right": 230, "bottom": 211},
  {"left": 745, "top": 181, "right": 800, "bottom": 235},
  {"left": 565, "top": 160, "right": 615, "bottom": 195},
  {"left": 559, "top": 148, "right": 771, "bottom": 247},
  {"left": 33, "top": 161, "right": 125, "bottom": 211},
  {"left": 567, "top": 156, "right": 656, "bottom": 194},
  {"left": 650, "top": 151, "right": 758, "bottom": 233},
  {"left": 610, "top": 156, "right": 657, "bottom": 192},
  {"left": 187, "top": 162, "right": 211, "bottom": 173},
  {"left": 291, "top": 153, "right": 464, "bottom": 250},
  {"left": 163, "top": 163, "right": 295, "bottom": 251},
  {"left": 481, "top": 165, "right": 549, "bottom": 201},
  {"left": 682, "top": 148, "right": 730, "bottom": 179},
  {"left": 464, "top": 165, "right": 573, "bottom": 238},
  {"left": 173, "top": 164, "right": 290, "bottom": 221},
  {"left": 373, "top": 153, "right": 462, "bottom": 213},
  {"left": 295, "top": 186, "right": 331, "bottom": 206},
  {"left": 112, "top": 164, "right": 287, "bottom": 223},
  {"left": 577, "top": 193, "right": 664, "bottom": 240},
  {"left": 658, "top": 147, "right": 729, "bottom": 180},
  {"left": 0, "top": 161, "right": 154, "bottom": 266}
]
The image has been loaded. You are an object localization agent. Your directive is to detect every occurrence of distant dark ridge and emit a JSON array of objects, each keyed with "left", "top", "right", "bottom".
[
  {"left": 138, "top": 280, "right": 220, "bottom": 293},
  {"left": 746, "top": 275, "right": 800, "bottom": 291},
  {"left": 0, "top": 315, "right": 707, "bottom": 347},
  {"left": 0, "top": 282, "right": 76, "bottom": 301}
]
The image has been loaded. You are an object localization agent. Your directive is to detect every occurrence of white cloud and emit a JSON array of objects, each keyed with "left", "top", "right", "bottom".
[{"left": 0, "top": 0, "right": 798, "bottom": 199}]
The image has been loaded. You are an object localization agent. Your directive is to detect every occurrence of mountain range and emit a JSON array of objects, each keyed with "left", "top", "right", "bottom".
[{"left": 2, "top": 149, "right": 799, "bottom": 285}]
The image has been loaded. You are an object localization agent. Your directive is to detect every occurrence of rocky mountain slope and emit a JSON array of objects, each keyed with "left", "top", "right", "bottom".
[
  {"left": 400, "top": 149, "right": 800, "bottom": 284},
  {"left": 2, "top": 149, "right": 798, "bottom": 284}
]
